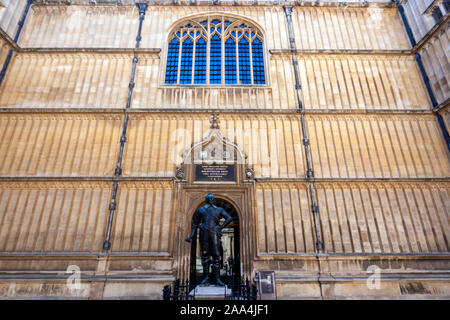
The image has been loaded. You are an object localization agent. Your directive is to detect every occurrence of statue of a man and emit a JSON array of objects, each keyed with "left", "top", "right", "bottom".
[{"left": 185, "top": 193, "right": 233, "bottom": 286}]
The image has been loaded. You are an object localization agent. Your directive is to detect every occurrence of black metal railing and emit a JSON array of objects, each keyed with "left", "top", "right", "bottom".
[
  {"left": 228, "top": 278, "right": 258, "bottom": 300},
  {"left": 163, "top": 279, "right": 195, "bottom": 300}
]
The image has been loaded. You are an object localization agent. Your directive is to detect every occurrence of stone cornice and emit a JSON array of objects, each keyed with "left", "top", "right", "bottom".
[
  {"left": 8, "top": 46, "right": 415, "bottom": 56},
  {"left": 0, "top": 108, "right": 435, "bottom": 115},
  {"left": 254, "top": 178, "right": 450, "bottom": 186},
  {"left": 0, "top": 177, "right": 448, "bottom": 185},
  {"left": 270, "top": 49, "right": 414, "bottom": 56},
  {"left": 0, "top": 177, "right": 174, "bottom": 181},
  {"left": 256, "top": 252, "right": 450, "bottom": 259},
  {"left": 434, "top": 97, "right": 450, "bottom": 114},
  {"left": 18, "top": 48, "right": 161, "bottom": 54},
  {"left": 0, "top": 28, "right": 18, "bottom": 49},
  {"left": 0, "top": 179, "right": 175, "bottom": 190},
  {"left": 31, "top": 0, "right": 395, "bottom": 8}
]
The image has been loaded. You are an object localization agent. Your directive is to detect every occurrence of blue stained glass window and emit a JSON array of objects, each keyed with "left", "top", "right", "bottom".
[
  {"left": 166, "top": 19, "right": 265, "bottom": 86},
  {"left": 180, "top": 38, "right": 193, "bottom": 84},
  {"left": 194, "top": 38, "right": 207, "bottom": 84},
  {"left": 238, "top": 37, "right": 251, "bottom": 85},
  {"left": 225, "top": 38, "right": 237, "bottom": 84},
  {"left": 252, "top": 38, "right": 265, "bottom": 84},
  {"left": 210, "top": 34, "right": 221, "bottom": 84},
  {"left": 165, "top": 38, "right": 180, "bottom": 84}
]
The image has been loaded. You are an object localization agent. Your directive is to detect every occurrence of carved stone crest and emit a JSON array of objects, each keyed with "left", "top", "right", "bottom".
[{"left": 174, "top": 114, "right": 254, "bottom": 183}]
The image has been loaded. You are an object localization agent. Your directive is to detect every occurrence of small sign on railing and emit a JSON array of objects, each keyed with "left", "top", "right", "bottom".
[{"left": 258, "top": 270, "right": 276, "bottom": 300}]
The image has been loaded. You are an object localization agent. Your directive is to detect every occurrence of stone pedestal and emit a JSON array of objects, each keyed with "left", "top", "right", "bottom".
[{"left": 189, "top": 285, "right": 231, "bottom": 300}]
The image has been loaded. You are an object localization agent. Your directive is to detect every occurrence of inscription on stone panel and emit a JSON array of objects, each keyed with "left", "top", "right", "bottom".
[{"left": 194, "top": 164, "right": 236, "bottom": 182}]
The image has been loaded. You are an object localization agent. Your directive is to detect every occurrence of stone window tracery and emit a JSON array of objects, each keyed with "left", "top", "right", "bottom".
[{"left": 164, "top": 16, "right": 266, "bottom": 86}]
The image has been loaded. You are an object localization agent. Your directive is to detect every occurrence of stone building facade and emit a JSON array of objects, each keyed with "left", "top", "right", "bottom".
[{"left": 0, "top": 0, "right": 448, "bottom": 299}]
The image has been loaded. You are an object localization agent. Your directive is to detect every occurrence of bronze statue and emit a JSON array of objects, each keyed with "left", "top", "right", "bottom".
[{"left": 186, "top": 193, "right": 233, "bottom": 286}]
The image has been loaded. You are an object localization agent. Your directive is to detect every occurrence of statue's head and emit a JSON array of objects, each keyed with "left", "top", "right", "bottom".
[{"left": 205, "top": 193, "right": 215, "bottom": 205}]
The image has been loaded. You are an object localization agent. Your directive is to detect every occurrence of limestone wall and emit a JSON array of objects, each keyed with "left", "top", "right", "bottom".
[
  {"left": 0, "top": 113, "right": 439, "bottom": 179},
  {"left": 439, "top": 105, "right": 450, "bottom": 132},
  {"left": 0, "top": 2, "right": 448, "bottom": 299},
  {"left": 290, "top": 6, "right": 410, "bottom": 50},
  {"left": 122, "top": 113, "right": 307, "bottom": 178},
  {"left": 110, "top": 181, "right": 174, "bottom": 254},
  {"left": 296, "top": 54, "right": 430, "bottom": 110},
  {"left": 20, "top": 5, "right": 140, "bottom": 48},
  {"left": 255, "top": 181, "right": 450, "bottom": 255},
  {"left": 401, "top": 0, "right": 438, "bottom": 42},
  {"left": 0, "top": 53, "right": 132, "bottom": 108},
  {"left": 0, "top": 36, "right": 11, "bottom": 65},
  {"left": 0, "top": 113, "right": 121, "bottom": 177},
  {"left": 399, "top": 0, "right": 449, "bottom": 106},
  {"left": 307, "top": 114, "right": 449, "bottom": 179},
  {"left": 0, "top": 0, "right": 28, "bottom": 40},
  {"left": 255, "top": 182, "right": 316, "bottom": 254},
  {"left": 0, "top": 181, "right": 111, "bottom": 253},
  {"left": 418, "top": 23, "right": 450, "bottom": 105},
  {"left": 19, "top": 4, "right": 408, "bottom": 51},
  {"left": 0, "top": 53, "right": 432, "bottom": 110},
  {"left": 0, "top": 180, "right": 175, "bottom": 255}
]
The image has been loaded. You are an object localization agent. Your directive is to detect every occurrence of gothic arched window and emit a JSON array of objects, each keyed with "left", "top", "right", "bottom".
[{"left": 164, "top": 16, "right": 266, "bottom": 86}]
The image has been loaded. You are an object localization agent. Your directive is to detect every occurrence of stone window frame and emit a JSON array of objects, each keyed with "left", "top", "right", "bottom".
[
  {"left": 431, "top": 6, "right": 444, "bottom": 23},
  {"left": 423, "top": 0, "right": 448, "bottom": 22},
  {"left": 160, "top": 14, "right": 269, "bottom": 87}
]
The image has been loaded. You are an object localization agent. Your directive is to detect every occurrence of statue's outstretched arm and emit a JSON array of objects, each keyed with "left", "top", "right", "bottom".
[{"left": 185, "top": 210, "right": 200, "bottom": 242}]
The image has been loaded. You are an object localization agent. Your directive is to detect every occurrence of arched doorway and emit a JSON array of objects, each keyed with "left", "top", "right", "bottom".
[
  {"left": 189, "top": 198, "right": 240, "bottom": 288},
  {"left": 173, "top": 121, "right": 255, "bottom": 284}
]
